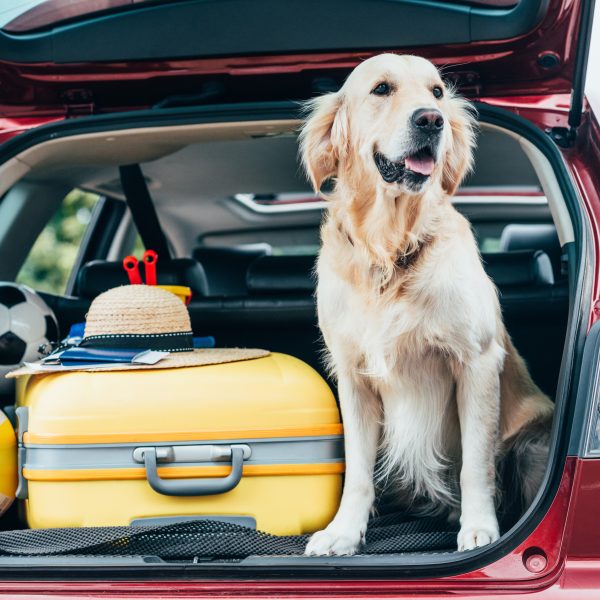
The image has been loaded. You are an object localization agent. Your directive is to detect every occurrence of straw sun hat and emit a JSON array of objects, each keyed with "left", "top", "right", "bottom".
[{"left": 8, "top": 285, "right": 268, "bottom": 376}]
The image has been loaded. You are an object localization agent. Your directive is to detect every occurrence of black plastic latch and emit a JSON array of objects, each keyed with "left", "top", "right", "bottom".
[
  {"left": 444, "top": 71, "right": 481, "bottom": 97},
  {"left": 547, "top": 126, "right": 576, "bottom": 149},
  {"left": 62, "top": 89, "right": 95, "bottom": 117}
]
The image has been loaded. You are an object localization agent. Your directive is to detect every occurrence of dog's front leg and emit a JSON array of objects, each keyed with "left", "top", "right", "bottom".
[
  {"left": 305, "top": 373, "right": 380, "bottom": 556},
  {"left": 455, "top": 341, "right": 503, "bottom": 551}
]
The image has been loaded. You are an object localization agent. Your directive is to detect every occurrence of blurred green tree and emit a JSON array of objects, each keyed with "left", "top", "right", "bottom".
[{"left": 17, "top": 189, "right": 100, "bottom": 295}]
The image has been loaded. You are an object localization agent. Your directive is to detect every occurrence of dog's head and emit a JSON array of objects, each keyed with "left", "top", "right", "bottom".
[{"left": 300, "top": 54, "right": 476, "bottom": 197}]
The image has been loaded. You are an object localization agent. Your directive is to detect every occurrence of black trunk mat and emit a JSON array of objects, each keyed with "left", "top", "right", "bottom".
[{"left": 0, "top": 513, "right": 458, "bottom": 558}]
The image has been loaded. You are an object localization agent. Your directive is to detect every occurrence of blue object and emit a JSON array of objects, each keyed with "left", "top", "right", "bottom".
[
  {"left": 193, "top": 336, "right": 216, "bottom": 349},
  {"left": 57, "top": 347, "right": 147, "bottom": 365},
  {"left": 68, "top": 322, "right": 86, "bottom": 339}
]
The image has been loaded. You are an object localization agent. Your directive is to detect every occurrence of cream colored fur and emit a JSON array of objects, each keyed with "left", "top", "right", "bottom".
[{"left": 299, "top": 54, "right": 553, "bottom": 556}]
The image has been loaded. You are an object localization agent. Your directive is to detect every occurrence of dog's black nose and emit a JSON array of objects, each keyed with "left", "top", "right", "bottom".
[{"left": 412, "top": 108, "right": 444, "bottom": 131}]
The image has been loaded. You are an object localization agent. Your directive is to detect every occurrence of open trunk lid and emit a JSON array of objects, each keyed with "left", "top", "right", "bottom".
[{"left": 0, "top": 0, "right": 593, "bottom": 119}]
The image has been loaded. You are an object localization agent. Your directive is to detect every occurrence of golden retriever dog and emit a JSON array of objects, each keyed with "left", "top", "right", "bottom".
[{"left": 300, "top": 54, "right": 554, "bottom": 556}]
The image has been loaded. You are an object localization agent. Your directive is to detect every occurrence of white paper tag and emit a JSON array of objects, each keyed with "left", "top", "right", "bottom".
[
  {"left": 132, "top": 351, "right": 169, "bottom": 365},
  {"left": 40, "top": 350, "right": 64, "bottom": 364}
]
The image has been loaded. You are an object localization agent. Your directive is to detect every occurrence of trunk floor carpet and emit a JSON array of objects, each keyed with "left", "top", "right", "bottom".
[{"left": 0, "top": 513, "right": 458, "bottom": 558}]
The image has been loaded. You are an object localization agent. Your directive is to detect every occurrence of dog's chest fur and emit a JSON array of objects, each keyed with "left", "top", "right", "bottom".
[{"left": 318, "top": 219, "right": 498, "bottom": 379}]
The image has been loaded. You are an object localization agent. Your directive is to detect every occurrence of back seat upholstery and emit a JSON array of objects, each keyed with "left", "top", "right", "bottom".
[
  {"left": 246, "top": 255, "right": 316, "bottom": 294},
  {"left": 193, "top": 245, "right": 271, "bottom": 296},
  {"left": 500, "top": 224, "right": 563, "bottom": 281},
  {"left": 240, "top": 250, "right": 566, "bottom": 396},
  {"left": 54, "top": 247, "right": 567, "bottom": 399},
  {"left": 76, "top": 258, "right": 209, "bottom": 299}
]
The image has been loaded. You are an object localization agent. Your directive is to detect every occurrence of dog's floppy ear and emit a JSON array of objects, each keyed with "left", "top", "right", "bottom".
[
  {"left": 299, "top": 92, "right": 347, "bottom": 191},
  {"left": 441, "top": 95, "right": 477, "bottom": 196}
]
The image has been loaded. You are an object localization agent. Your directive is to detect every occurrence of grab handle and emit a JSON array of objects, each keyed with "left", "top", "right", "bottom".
[{"left": 140, "top": 446, "right": 246, "bottom": 497}]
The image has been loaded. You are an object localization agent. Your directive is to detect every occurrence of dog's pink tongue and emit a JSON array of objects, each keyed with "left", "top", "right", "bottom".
[{"left": 405, "top": 155, "right": 434, "bottom": 176}]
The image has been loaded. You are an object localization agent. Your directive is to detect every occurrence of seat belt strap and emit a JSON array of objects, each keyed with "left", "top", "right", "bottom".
[{"left": 119, "top": 164, "right": 172, "bottom": 259}]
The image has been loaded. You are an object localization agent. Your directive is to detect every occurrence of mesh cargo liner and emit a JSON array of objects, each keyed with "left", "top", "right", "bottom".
[{"left": 0, "top": 513, "right": 458, "bottom": 558}]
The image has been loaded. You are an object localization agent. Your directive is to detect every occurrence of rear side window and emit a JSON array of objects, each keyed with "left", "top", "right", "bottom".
[{"left": 16, "top": 189, "right": 100, "bottom": 295}]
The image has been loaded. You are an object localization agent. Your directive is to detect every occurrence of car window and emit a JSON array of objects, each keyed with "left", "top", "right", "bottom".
[
  {"left": 270, "top": 244, "right": 319, "bottom": 256},
  {"left": 16, "top": 189, "right": 101, "bottom": 295},
  {"left": 199, "top": 230, "right": 321, "bottom": 257},
  {"left": 117, "top": 233, "right": 145, "bottom": 260}
]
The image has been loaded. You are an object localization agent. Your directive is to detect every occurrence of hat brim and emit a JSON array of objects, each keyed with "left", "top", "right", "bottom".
[{"left": 6, "top": 348, "right": 269, "bottom": 378}]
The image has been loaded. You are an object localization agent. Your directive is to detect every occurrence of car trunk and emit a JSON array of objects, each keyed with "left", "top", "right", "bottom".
[
  {"left": 0, "top": 97, "right": 589, "bottom": 579},
  {"left": 0, "top": 0, "right": 595, "bottom": 587}
]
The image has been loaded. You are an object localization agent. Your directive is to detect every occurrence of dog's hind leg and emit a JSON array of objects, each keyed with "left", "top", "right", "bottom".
[
  {"left": 497, "top": 414, "right": 552, "bottom": 530},
  {"left": 305, "top": 373, "right": 381, "bottom": 556}
]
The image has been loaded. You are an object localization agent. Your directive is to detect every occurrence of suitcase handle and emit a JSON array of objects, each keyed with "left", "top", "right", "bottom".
[{"left": 142, "top": 446, "right": 245, "bottom": 496}]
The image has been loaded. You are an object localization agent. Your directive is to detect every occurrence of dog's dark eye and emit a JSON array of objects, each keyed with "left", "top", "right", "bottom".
[
  {"left": 432, "top": 86, "right": 444, "bottom": 99},
  {"left": 371, "top": 82, "right": 391, "bottom": 96}
]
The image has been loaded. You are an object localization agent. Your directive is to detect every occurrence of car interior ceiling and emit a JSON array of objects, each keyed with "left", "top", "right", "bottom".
[{"left": 0, "top": 120, "right": 571, "bottom": 549}]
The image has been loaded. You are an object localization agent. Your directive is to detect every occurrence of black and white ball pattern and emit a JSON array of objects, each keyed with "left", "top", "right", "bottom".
[{"left": 0, "top": 283, "right": 59, "bottom": 392}]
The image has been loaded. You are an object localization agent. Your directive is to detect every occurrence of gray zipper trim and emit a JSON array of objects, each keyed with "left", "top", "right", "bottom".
[{"left": 23, "top": 436, "right": 344, "bottom": 472}]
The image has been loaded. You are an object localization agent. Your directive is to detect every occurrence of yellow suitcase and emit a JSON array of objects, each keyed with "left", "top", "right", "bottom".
[{"left": 14, "top": 353, "right": 343, "bottom": 535}]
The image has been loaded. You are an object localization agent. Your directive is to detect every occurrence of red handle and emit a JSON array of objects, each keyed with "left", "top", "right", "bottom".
[
  {"left": 143, "top": 249, "right": 158, "bottom": 285},
  {"left": 122, "top": 256, "right": 142, "bottom": 284}
]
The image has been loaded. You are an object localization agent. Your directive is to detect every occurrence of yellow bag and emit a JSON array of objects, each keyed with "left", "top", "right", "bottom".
[{"left": 15, "top": 353, "right": 343, "bottom": 535}]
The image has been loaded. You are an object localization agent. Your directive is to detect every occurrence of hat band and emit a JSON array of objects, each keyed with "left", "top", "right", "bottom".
[{"left": 80, "top": 331, "right": 194, "bottom": 353}]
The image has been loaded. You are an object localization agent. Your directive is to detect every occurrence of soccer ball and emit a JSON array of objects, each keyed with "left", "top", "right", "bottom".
[{"left": 0, "top": 283, "right": 59, "bottom": 393}]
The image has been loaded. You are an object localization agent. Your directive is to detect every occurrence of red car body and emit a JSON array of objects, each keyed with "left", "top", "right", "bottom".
[{"left": 0, "top": 0, "right": 599, "bottom": 597}]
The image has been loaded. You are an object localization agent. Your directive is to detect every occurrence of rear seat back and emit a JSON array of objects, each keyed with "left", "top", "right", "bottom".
[
  {"left": 244, "top": 249, "right": 556, "bottom": 293},
  {"left": 193, "top": 245, "right": 270, "bottom": 296},
  {"left": 234, "top": 250, "right": 567, "bottom": 396},
  {"left": 246, "top": 255, "right": 316, "bottom": 294},
  {"left": 69, "top": 249, "right": 567, "bottom": 397},
  {"left": 500, "top": 224, "right": 562, "bottom": 280},
  {"left": 76, "top": 258, "right": 209, "bottom": 299},
  {"left": 483, "top": 250, "right": 554, "bottom": 287}
]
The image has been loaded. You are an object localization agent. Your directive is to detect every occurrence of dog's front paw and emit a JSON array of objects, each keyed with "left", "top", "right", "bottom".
[
  {"left": 457, "top": 519, "right": 500, "bottom": 551},
  {"left": 305, "top": 524, "right": 365, "bottom": 556}
]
